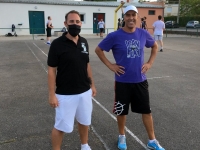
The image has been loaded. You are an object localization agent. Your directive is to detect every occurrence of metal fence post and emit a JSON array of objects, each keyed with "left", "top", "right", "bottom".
[
  {"left": 186, "top": 28, "right": 187, "bottom": 36},
  {"left": 32, "top": 28, "right": 35, "bottom": 40}
]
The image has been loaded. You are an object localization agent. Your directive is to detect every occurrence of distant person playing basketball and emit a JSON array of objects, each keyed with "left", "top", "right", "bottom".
[
  {"left": 143, "top": 16, "right": 148, "bottom": 30},
  {"left": 140, "top": 18, "right": 146, "bottom": 29},
  {"left": 46, "top": 16, "right": 53, "bottom": 45},
  {"left": 97, "top": 19, "right": 105, "bottom": 38},
  {"left": 153, "top": 15, "right": 165, "bottom": 52}
]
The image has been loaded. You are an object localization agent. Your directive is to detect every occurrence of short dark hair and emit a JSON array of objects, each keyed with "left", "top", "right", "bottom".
[
  {"left": 65, "top": 10, "right": 80, "bottom": 21},
  {"left": 118, "top": 18, "right": 121, "bottom": 22},
  {"left": 48, "top": 16, "right": 51, "bottom": 20},
  {"left": 144, "top": 16, "right": 147, "bottom": 19},
  {"left": 158, "top": 15, "right": 162, "bottom": 20}
]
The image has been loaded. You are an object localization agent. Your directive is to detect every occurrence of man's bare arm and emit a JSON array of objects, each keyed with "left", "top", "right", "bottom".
[
  {"left": 142, "top": 42, "right": 158, "bottom": 73},
  {"left": 95, "top": 46, "right": 125, "bottom": 76},
  {"left": 48, "top": 22, "right": 53, "bottom": 28},
  {"left": 48, "top": 66, "right": 58, "bottom": 107},
  {"left": 87, "top": 63, "right": 96, "bottom": 97}
]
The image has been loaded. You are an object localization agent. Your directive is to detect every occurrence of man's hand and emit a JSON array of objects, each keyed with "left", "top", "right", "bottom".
[
  {"left": 108, "top": 64, "right": 125, "bottom": 76},
  {"left": 49, "top": 94, "right": 59, "bottom": 108},
  {"left": 141, "top": 62, "right": 151, "bottom": 74},
  {"left": 91, "top": 86, "right": 97, "bottom": 97}
]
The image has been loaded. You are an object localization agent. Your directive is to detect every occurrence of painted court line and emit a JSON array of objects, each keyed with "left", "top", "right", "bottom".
[
  {"left": 90, "top": 125, "right": 111, "bottom": 150},
  {"left": 147, "top": 76, "right": 172, "bottom": 80},
  {"left": 25, "top": 42, "right": 47, "bottom": 73},
  {"left": 92, "top": 98, "right": 147, "bottom": 149},
  {"left": 33, "top": 42, "right": 48, "bottom": 57}
]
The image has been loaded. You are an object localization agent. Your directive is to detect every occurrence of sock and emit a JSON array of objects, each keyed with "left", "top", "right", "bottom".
[
  {"left": 149, "top": 139, "right": 156, "bottom": 143},
  {"left": 81, "top": 144, "right": 89, "bottom": 148},
  {"left": 119, "top": 134, "right": 125, "bottom": 137}
]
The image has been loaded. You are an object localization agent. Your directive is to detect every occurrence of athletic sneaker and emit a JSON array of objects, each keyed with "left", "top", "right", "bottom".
[
  {"left": 147, "top": 140, "right": 165, "bottom": 150},
  {"left": 160, "top": 49, "right": 163, "bottom": 52},
  {"left": 81, "top": 145, "right": 91, "bottom": 150},
  {"left": 118, "top": 136, "right": 127, "bottom": 150}
]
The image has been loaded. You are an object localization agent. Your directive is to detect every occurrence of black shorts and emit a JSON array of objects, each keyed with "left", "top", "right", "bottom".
[
  {"left": 46, "top": 28, "right": 51, "bottom": 37},
  {"left": 113, "top": 80, "right": 151, "bottom": 115},
  {"left": 100, "top": 28, "right": 104, "bottom": 33}
]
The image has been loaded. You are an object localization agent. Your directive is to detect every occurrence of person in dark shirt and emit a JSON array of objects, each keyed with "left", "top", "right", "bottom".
[
  {"left": 47, "top": 10, "right": 96, "bottom": 150},
  {"left": 140, "top": 18, "right": 146, "bottom": 29},
  {"left": 143, "top": 16, "right": 148, "bottom": 30},
  {"left": 117, "top": 18, "right": 122, "bottom": 30},
  {"left": 46, "top": 16, "right": 53, "bottom": 45}
]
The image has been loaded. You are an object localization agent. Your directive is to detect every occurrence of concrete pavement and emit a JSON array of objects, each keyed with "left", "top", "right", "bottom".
[{"left": 0, "top": 35, "right": 200, "bottom": 150}]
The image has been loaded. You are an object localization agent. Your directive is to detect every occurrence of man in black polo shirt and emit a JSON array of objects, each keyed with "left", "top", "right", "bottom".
[{"left": 47, "top": 10, "right": 96, "bottom": 150}]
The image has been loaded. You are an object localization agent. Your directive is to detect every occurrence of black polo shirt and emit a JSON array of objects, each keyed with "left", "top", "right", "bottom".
[{"left": 47, "top": 32, "right": 91, "bottom": 95}]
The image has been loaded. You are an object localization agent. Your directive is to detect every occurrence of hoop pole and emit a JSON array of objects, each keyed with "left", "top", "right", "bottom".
[{"left": 114, "top": 1, "right": 125, "bottom": 30}]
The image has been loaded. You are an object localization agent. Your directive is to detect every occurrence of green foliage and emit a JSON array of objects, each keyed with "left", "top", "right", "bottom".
[
  {"left": 164, "top": 16, "right": 200, "bottom": 27},
  {"left": 167, "top": 0, "right": 179, "bottom": 4},
  {"left": 180, "top": 0, "right": 200, "bottom": 16}
]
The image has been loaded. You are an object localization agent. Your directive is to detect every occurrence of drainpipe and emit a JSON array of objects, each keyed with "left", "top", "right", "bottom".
[{"left": 114, "top": 1, "right": 125, "bottom": 31}]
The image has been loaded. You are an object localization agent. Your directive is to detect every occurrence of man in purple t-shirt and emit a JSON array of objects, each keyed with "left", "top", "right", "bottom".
[{"left": 95, "top": 5, "right": 165, "bottom": 150}]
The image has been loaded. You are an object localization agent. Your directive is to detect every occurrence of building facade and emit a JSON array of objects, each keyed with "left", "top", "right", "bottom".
[
  {"left": 0, "top": 0, "right": 164, "bottom": 36},
  {"left": 164, "top": 4, "right": 178, "bottom": 16}
]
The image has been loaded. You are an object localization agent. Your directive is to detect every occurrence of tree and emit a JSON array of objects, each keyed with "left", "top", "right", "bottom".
[{"left": 180, "top": 0, "right": 200, "bottom": 16}]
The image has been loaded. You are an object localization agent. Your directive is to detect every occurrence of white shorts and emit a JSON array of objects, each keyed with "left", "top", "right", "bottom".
[
  {"left": 54, "top": 89, "right": 92, "bottom": 133},
  {"left": 154, "top": 35, "right": 163, "bottom": 41}
]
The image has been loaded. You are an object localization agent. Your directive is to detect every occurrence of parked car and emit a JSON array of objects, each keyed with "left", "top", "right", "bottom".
[
  {"left": 165, "top": 21, "right": 179, "bottom": 28},
  {"left": 186, "top": 21, "right": 199, "bottom": 28},
  {"left": 195, "top": 24, "right": 200, "bottom": 28}
]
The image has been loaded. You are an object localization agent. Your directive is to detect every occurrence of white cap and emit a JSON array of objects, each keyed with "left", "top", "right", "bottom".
[{"left": 124, "top": 5, "right": 138, "bottom": 14}]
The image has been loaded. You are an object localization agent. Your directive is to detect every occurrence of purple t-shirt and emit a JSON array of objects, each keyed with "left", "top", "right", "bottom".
[{"left": 98, "top": 28, "right": 155, "bottom": 83}]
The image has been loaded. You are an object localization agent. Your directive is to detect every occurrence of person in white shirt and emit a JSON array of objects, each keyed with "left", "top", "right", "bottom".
[
  {"left": 153, "top": 15, "right": 165, "bottom": 52},
  {"left": 97, "top": 19, "right": 105, "bottom": 37}
]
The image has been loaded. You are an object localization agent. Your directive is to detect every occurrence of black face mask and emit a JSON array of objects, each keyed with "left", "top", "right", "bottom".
[{"left": 67, "top": 24, "right": 81, "bottom": 37}]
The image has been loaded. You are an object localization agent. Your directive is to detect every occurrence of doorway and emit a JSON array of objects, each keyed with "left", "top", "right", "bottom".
[
  {"left": 29, "top": 11, "right": 45, "bottom": 34},
  {"left": 93, "top": 13, "right": 105, "bottom": 34}
]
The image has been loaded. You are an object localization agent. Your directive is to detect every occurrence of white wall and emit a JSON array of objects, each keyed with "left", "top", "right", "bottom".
[
  {"left": 0, "top": 3, "right": 123, "bottom": 35},
  {"left": 164, "top": 4, "right": 178, "bottom": 16}
]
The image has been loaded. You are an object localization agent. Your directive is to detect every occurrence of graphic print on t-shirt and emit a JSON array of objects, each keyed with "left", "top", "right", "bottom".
[
  {"left": 125, "top": 39, "right": 141, "bottom": 58},
  {"left": 81, "top": 42, "right": 88, "bottom": 54}
]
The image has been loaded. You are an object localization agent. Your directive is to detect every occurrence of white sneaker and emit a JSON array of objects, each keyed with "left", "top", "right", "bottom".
[{"left": 81, "top": 145, "right": 91, "bottom": 150}]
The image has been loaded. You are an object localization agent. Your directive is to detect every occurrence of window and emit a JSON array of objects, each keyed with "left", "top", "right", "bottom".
[
  {"left": 148, "top": 10, "right": 155, "bottom": 15},
  {"left": 167, "top": 7, "right": 172, "bottom": 13},
  {"left": 80, "top": 14, "right": 85, "bottom": 23}
]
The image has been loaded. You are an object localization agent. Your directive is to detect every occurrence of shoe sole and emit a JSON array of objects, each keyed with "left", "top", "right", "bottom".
[
  {"left": 147, "top": 145, "right": 155, "bottom": 150},
  {"left": 118, "top": 146, "right": 127, "bottom": 150}
]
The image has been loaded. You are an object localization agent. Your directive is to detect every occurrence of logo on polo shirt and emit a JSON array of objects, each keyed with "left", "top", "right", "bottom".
[{"left": 81, "top": 43, "right": 88, "bottom": 54}]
